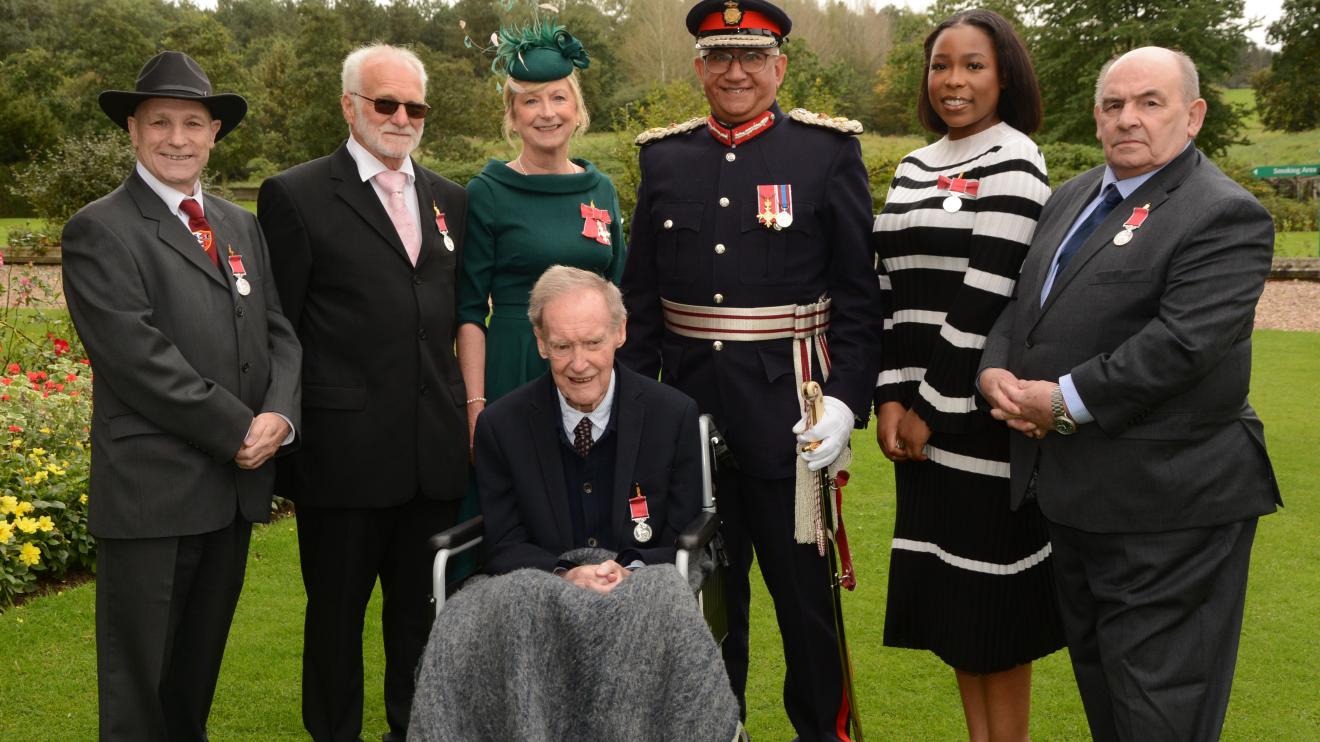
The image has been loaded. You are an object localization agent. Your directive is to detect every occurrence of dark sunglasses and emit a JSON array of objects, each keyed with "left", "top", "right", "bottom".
[{"left": 350, "top": 92, "right": 430, "bottom": 120}]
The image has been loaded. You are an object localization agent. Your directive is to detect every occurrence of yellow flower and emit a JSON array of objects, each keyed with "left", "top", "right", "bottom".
[
  {"left": 30, "top": 447, "right": 46, "bottom": 456},
  {"left": 15, "top": 516, "right": 38, "bottom": 534},
  {"left": 39, "top": 427, "right": 52, "bottom": 434},
  {"left": 9, "top": 438, "right": 21, "bottom": 449},
  {"left": 18, "top": 542, "right": 41, "bottom": 566},
  {"left": 48, "top": 463, "right": 65, "bottom": 475},
  {"left": 79, "top": 494, "right": 88, "bottom": 505},
  {"left": 36, "top": 515, "right": 54, "bottom": 532},
  {"left": 15, "top": 501, "right": 34, "bottom": 516},
  {"left": 32, "top": 470, "right": 48, "bottom": 483},
  {"left": 0, "top": 521, "right": 13, "bottom": 544},
  {"left": 0, "top": 495, "right": 16, "bottom": 515}
]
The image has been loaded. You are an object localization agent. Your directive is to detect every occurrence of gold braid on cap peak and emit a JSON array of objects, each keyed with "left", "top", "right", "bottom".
[
  {"left": 787, "top": 108, "right": 863, "bottom": 135},
  {"left": 634, "top": 116, "right": 707, "bottom": 146}
]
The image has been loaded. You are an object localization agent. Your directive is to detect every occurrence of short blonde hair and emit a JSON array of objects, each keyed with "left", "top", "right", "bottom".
[{"left": 501, "top": 71, "right": 590, "bottom": 151}]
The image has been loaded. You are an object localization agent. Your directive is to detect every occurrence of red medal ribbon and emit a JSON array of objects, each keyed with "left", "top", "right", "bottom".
[
  {"left": 1123, "top": 204, "right": 1149, "bottom": 230},
  {"left": 628, "top": 490, "right": 649, "bottom": 521},
  {"left": 227, "top": 253, "right": 246, "bottom": 276},
  {"left": 579, "top": 203, "right": 613, "bottom": 245},
  {"left": 436, "top": 211, "right": 448, "bottom": 233},
  {"left": 756, "top": 184, "right": 778, "bottom": 226},
  {"left": 936, "top": 174, "right": 980, "bottom": 197}
]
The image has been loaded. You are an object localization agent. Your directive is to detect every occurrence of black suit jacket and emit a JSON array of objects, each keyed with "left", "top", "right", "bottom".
[
  {"left": 475, "top": 366, "right": 703, "bottom": 574},
  {"left": 981, "top": 146, "right": 1281, "bottom": 533},
  {"left": 258, "top": 142, "right": 468, "bottom": 507},
  {"left": 62, "top": 172, "right": 301, "bottom": 538}
]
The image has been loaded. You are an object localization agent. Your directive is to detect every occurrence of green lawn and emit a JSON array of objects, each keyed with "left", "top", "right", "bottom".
[
  {"left": 2, "top": 330, "right": 1317, "bottom": 740},
  {"left": 1278, "top": 231, "right": 1319, "bottom": 258},
  {"left": 1223, "top": 86, "right": 1320, "bottom": 168}
]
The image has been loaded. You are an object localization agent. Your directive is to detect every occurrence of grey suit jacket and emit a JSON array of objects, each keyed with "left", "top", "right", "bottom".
[
  {"left": 981, "top": 145, "right": 1280, "bottom": 533},
  {"left": 62, "top": 171, "right": 301, "bottom": 539}
]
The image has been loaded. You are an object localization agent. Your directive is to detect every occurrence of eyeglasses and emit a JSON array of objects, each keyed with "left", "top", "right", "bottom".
[
  {"left": 701, "top": 50, "right": 778, "bottom": 75},
  {"left": 350, "top": 92, "right": 431, "bottom": 120}
]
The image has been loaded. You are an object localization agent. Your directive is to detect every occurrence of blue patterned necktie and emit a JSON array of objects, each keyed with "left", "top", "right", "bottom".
[{"left": 1055, "top": 184, "right": 1123, "bottom": 276}]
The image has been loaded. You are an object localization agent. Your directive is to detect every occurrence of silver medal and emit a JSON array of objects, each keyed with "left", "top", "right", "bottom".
[
  {"left": 633, "top": 521, "right": 653, "bottom": 543},
  {"left": 942, "top": 195, "right": 962, "bottom": 213},
  {"left": 443, "top": 234, "right": 455, "bottom": 252},
  {"left": 235, "top": 276, "right": 251, "bottom": 296},
  {"left": 775, "top": 210, "right": 793, "bottom": 229},
  {"left": 1113, "top": 229, "right": 1132, "bottom": 246}
]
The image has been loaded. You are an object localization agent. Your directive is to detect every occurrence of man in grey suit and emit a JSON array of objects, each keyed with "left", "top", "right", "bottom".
[
  {"left": 61, "top": 51, "right": 301, "bottom": 741},
  {"left": 978, "top": 47, "right": 1280, "bottom": 741}
]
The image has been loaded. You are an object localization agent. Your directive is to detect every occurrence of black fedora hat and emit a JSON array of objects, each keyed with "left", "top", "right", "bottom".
[{"left": 98, "top": 51, "right": 247, "bottom": 141}]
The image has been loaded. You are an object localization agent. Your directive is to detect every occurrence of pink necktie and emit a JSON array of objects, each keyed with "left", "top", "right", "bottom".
[{"left": 374, "top": 169, "right": 420, "bottom": 266}]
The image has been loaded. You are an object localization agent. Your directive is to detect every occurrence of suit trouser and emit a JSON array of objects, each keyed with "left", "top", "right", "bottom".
[
  {"left": 1047, "top": 517, "right": 1258, "bottom": 742},
  {"left": 719, "top": 469, "right": 852, "bottom": 742},
  {"left": 95, "top": 517, "right": 253, "bottom": 742},
  {"left": 297, "top": 496, "right": 460, "bottom": 742}
]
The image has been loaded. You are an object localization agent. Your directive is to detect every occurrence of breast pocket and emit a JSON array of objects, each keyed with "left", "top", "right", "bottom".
[
  {"left": 652, "top": 201, "right": 704, "bottom": 283},
  {"left": 738, "top": 201, "right": 817, "bottom": 285}
]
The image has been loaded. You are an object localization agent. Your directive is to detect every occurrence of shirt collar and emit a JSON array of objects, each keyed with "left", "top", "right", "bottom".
[
  {"left": 558, "top": 368, "right": 617, "bottom": 442},
  {"left": 1100, "top": 140, "right": 1191, "bottom": 199},
  {"left": 346, "top": 134, "right": 415, "bottom": 184},
  {"left": 135, "top": 161, "right": 201, "bottom": 216}
]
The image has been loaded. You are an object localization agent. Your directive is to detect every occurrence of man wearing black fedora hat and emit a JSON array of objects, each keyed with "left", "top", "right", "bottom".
[{"left": 61, "top": 50, "right": 301, "bottom": 741}]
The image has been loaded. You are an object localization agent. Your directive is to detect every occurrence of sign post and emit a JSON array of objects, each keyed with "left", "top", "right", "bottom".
[{"left": 1253, "top": 164, "right": 1320, "bottom": 257}]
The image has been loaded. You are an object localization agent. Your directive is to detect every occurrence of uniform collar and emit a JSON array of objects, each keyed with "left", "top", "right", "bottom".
[{"left": 706, "top": 103, "right": 780, "bottom": 148}]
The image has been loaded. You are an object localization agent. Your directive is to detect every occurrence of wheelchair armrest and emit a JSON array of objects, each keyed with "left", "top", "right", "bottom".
[
  {"left": 676, "top": 510, "right": 720, "bottom": 551},
  {"left": 429, "top": 515, "right": 484, "bottom": 551}
]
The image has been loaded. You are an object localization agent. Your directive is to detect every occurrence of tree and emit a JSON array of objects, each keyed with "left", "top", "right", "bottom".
[
  {"left": 1029, "top": 0, "right": 1251, "bottom": 156},
  {"left": 1254, "top": 0, "right": 1320, "bottom": 132}
]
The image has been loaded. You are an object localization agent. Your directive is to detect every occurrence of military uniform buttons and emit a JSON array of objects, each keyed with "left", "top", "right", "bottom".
[
  {"left": 715, "top": 243, "right": 726, "bottom": 254},
  {"left": 587, "top": 537, "right": 598, "bottom": 547},
  {"left": 713, "top": 340, "right": 724, "bottom": 351},
  {"left": 663, "top": 219, "right": 674, "bottom": 229},
  {"left": 719, "top": 197, "right": 730, "bottom": 207},
  {"left": 725, "top": 152, "right": 736, "bottom": 162},
  {"left": 583, "top": 482, "right": 593, "bottom": 494},
  {"left": 713, "top": 293, "right": 724, "bottom": 304}
]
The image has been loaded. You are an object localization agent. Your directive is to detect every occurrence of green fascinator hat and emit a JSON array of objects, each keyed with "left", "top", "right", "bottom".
[{"left": 493, "top": 18, "right": 590, "bottom": 82}]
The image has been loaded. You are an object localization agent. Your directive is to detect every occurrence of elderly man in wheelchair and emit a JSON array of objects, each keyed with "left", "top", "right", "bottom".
[{"left": 410, "top": 266, "right": 741, "bottom": 742}]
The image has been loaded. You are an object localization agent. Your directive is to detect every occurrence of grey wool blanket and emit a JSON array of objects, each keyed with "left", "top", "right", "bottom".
[{"left": 408, "top": 561, "right": 740, "bottom": 742}]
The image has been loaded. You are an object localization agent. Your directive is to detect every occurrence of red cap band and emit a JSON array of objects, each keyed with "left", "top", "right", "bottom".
[{"left": 696, "top": 9, "right": 783, "bottom": 36}]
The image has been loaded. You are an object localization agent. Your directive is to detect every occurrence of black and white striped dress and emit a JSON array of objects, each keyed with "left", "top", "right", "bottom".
[{"left": 872, "top": 122, "right": 1064, "bottom": 672}]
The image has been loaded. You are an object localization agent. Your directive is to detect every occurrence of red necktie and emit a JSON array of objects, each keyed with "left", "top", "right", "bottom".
[{"left": 179, "top": 198, "right": 219, "bottom": 267}]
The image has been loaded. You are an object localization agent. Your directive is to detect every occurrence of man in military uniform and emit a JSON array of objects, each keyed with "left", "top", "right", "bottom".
[{"left": 618, "top": 1, "right": 881, "bottom": 739}]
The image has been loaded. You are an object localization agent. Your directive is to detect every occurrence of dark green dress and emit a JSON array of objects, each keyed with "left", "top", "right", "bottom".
[{"left": 458, "top": 158, "right": 626, "bottom": 402}]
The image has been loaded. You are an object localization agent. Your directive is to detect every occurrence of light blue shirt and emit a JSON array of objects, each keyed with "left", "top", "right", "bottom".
[
  {"left": 557, "top": 369, "right": 616, "bottom": 444},
  {"left": 1049, "top": 144, "right": 1188, "bottom": 424}
]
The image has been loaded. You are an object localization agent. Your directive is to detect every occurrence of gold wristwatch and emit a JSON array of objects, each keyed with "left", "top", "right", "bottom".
[{"left": 1050, "top": 384, "right": 1077, "bottom": 435}]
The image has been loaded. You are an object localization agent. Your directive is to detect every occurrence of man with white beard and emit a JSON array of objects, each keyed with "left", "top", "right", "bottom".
[{"left": 258, "top": 44, "right": 470, "bottom": 742}]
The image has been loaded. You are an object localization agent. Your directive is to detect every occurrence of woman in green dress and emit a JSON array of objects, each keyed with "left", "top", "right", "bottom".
[{"left": 457, "top": 21, "right": 625, "bottom": 447}]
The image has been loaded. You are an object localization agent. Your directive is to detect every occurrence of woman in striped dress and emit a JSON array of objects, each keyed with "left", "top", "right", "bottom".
[{"left": 872, "top": 10, "right": 1064, "bottom": 741}]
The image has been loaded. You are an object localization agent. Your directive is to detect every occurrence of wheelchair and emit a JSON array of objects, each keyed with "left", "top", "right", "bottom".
[{"left": 411, "top": 411, "right": 744, "bottom": 734}]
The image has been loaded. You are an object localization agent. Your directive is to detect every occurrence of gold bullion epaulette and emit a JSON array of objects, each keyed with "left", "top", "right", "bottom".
[
  {"left": 635, "top": 116, "right": 707, "bottom": 146},
  {"left": 787, "top": 108, "right": 863, "bottom": 135}
]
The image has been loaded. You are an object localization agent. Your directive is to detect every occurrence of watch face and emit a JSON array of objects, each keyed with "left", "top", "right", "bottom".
[{"left": 1054, "top": 418, "right": 1077, "bottom": 435}]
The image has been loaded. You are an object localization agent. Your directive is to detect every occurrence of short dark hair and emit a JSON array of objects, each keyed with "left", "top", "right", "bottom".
[{"left": 916, "top": 9, "right": 1043, "bottom": 136}]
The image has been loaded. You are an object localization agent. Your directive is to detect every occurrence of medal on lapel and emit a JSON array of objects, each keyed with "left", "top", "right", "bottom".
[
  {"left": 755, "top": 184, "right": 794, "bottom": 230},
  {"left": 579, "top": 202, "right": 613, "bottom": 246},
  {"left": 1113, "top": 203, "right": 1150, "bottom": 246},
  {"left": 630, "top": 484, "right": 653, "bottom": 543},
  {"left": 226, "top": 246, "right": 251, "bottom": 296},
  {"left": 937, "top": 172, "right": 980, "bottom": 213},
  {"left": 433, "top": 201, "right": 455, "bottom": 252}
]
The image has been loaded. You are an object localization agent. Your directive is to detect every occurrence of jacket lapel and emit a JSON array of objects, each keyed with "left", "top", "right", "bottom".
[
  {"left": 528, "top": 376, "right": 574, "bottom": 547},
  {"left": 125, "top": 174, "right": 229, "bottom": 288},
  {"left": 610, "top": 368, "right": 645, "bottom": 542},
  {"left": 1036, "top": 147, "right": 1198, "bottom": 321},
  {"left": 329, "top": 144, "right": 412, "bottom": 266},
  {"left": 412, "top": 169, "right": 439, "bottom": 269},
  {"left": 1028, "top": 171, "right": 1102, "bottom": 321}
]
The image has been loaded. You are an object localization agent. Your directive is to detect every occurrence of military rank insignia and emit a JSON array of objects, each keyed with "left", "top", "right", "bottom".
[{"left": 756, "top": 184, "right": 794, "bottom": 230}]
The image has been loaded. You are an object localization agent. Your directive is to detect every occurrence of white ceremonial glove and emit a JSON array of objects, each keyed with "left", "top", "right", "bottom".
[{"left": 792, "top": 395, "right": 854, "bottom": 472}]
